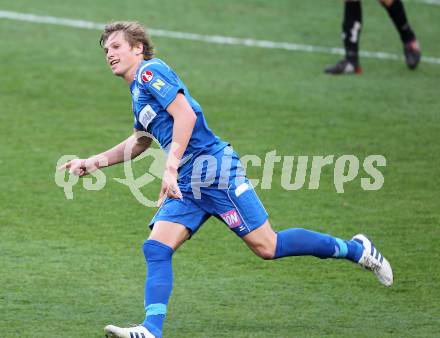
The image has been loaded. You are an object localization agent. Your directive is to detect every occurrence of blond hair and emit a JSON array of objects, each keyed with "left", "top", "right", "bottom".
[{"left": 99, "top": 21, "right": 154, "bottom": 60}]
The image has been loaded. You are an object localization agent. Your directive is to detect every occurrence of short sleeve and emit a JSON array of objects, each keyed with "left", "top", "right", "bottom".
[
  {"left": 137, "top": 62, "right": 183, "bottom": 109},
  {"left": 133, "top": 115, "right": 144, "bottom": 130}
]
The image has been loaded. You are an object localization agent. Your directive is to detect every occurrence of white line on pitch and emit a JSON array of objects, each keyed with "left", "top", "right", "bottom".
[
  {"left": 410, "top": 0, "right": 440, "bottom": 5},
  {"left": 0, "top": 10, "right": 439, "bottom": 65}
]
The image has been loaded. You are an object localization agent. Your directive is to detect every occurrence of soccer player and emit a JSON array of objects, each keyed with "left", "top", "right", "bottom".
[
  {"left": 59, "top": 22, "right": 393, "bottom": 338},
  {"left": 325, "top": 0, "right": 421, "bottom": 74}
]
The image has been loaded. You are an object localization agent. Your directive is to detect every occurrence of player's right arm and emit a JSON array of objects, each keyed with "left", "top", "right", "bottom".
[{"left": 58, "top": 129, "right": 152, "bottom": 176}]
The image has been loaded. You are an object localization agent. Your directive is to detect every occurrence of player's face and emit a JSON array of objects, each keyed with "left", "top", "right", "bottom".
[{"left": 104, "top": 31, "right": 142, "bottom": 81}]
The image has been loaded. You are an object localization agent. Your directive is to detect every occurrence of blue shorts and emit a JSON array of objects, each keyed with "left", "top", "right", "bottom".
[{"left": 149, "top": 147, "right": 268, "bottom": 237}]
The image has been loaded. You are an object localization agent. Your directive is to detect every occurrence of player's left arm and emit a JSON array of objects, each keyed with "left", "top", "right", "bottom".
[{"left": 157, "top": 92, "right": 197, "bottom": 204}]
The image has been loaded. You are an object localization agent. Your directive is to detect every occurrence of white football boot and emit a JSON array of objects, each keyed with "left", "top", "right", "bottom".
[
  {"left": 104, "top": 324, "right": 156, "bottom": 338},
  {"left": 352, "top": 234, "right": 393, "bottom": 287}
]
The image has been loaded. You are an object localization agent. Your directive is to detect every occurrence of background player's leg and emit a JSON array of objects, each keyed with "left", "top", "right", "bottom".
[
  {"left": 380, "top": 0, "right": 415, "bottom": 43},
  {"left": 343, "top": 0, "right": 363, "bottom": 66},
  {"left": 243, "top": 221, "right": 363, "bottom": 262},
  {"left": 142, "top": 221, "right": 190, "bottom": 338},
  {"left": 379, "top": 0, "right": 421, "bottom": 69},
  {"left": 325, "top": 0, "right": 363, "bottom": 74}
]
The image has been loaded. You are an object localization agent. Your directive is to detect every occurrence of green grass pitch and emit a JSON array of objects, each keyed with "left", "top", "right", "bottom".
[{"left": 0, "top": 0, "right": 439, "bottom": 337}]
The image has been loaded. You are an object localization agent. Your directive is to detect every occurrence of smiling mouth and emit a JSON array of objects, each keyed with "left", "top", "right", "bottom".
[{"left": 110, "top": 60, "right": 119, "bottom": 66}]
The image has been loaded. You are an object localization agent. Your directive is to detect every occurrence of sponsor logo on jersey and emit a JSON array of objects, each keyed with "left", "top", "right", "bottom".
[
  {"left": 150, "top": 76, "right": 172, "bottom": 97},
  {"left": 139, "top": 104, "right": 157, "bottom": 130},
  {"left": 141, "top": 70, "right": 154, "bottom": 82},
  {"left": 220, "top": 209, "right": 242, "bottom": 228},
  {"left": 152, "top": 78, "right": 166, "bottom": 91}
]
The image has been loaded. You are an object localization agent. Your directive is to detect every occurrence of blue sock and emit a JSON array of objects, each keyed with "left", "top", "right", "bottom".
[
  {"left": 274, "top": 228, "right": 363, "bottom": 262},
  {"left": 335, "top": 237, "right": 364, "bottom": 262},
  {"left": 141, "top": 240, "right": 174, "bottom": 338}
]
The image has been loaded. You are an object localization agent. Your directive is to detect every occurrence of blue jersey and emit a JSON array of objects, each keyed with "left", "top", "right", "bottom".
[{"left": 130, "top": 58, "right": 228, "bottom": 180}]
